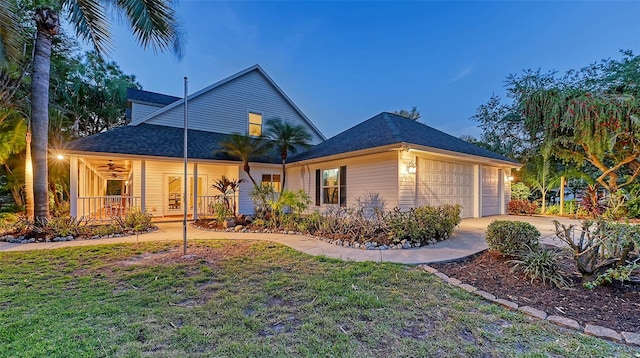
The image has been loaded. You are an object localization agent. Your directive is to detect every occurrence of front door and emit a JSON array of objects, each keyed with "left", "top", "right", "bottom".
[{"left": 164, "top": 175, "right": 206, "bottom": 216}]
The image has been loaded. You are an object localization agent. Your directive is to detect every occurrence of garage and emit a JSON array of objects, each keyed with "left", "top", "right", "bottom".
[
  {"left": 416, "top": 158, "right": 475, "bottom": 218},
  {"left": 481, "top": 166, "right": 501, "bottom": 216}
]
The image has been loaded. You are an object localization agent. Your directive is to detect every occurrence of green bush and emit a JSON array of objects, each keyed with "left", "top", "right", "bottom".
[
  {"left": 509, "top": 247, "right": 569, "bottom": 288},
  {"left": 0, "top": 212, "right": 21, "bottom": 234},
  {"left": 119, "top": 210, "right": 154, "bottom": 232},
  {"left": 485, "top": 220, "right": 541, "bottom": 256},
  {"left": 628, "top": 197, "right": 640, "bottom": 218},
  {"left": 90, "top": 224, "right": 122, "bottom": 237},
  {"left": 507, "top": 200, "right": 537, "bottom": 215},
  {"left": 44, "top": 216, "right": 84, "bottom": 237},
  {"left": 510, "top": 182, "right": 531, "bottom": 201}
]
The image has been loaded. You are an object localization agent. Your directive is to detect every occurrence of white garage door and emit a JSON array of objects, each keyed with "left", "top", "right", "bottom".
[
  {"left": 482, "top": 167, "right": 500, "bottom": 216},
  {"left": 417, "top": 158, "right": 474, "bottom": 218}
]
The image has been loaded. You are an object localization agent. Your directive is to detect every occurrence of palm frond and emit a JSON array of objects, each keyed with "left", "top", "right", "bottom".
[
  {"left": 109, "top": 0, "right": 184, "bottom": 59},
  {"left": 0, "top": 0, "right": 23, "bottom": 68},
  {"left": 64, "top": 0, "right": 112, "bottom": 54}
]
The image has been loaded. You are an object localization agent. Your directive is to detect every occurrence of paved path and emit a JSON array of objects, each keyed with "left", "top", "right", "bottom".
[{"left": 0, "top": 215, "right": 580, "bottom": 264}]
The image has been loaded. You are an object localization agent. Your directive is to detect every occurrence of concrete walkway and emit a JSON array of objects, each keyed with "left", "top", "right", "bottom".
[{"left": 0, "top": 215, "right": 581, "bottom": 264}]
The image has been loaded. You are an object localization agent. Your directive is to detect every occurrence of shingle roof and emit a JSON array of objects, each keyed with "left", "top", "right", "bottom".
[
  {"left": 65, "top": 124, "right": 280, "bottom": 163},
  {"left": 289, "top": 112, "right": 519, "bottom": 164},
  {"left": 127, "top": 88, "right": 180, "bottom": 106}
]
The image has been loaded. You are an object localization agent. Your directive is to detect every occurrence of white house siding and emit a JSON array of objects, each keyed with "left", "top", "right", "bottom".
[
  {"left": 140, "top": 70, "right": 324, "bottom": 144},
  {"left": 398, "top": 150, "right": 417, "bottom": 211},
  {"left": 131, "top": 102, "right": 162, "bottom": 122},
  {"left": 237, "top": 163, "right": 283, "bottom": 214},
  {"left": 416, "top": 156, "right": 475, "bottom": 218},
  {"left": 286, "top": 152, "right": 399, "bottom": 212},
  {"left": 481, "top": 166, "right": 501, "bottom": 216}
]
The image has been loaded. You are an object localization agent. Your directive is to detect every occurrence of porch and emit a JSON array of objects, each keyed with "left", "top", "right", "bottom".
[{"left": 68, "top": 155, "right": 246, "bottom": 221}]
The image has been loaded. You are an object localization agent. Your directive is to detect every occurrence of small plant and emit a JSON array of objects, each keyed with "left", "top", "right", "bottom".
[
  {"left": 485, "top": 220, "right": 540, "bottom": 256},
  {"left": 90, "top": 224, "right": 122, "bottom": 237},
  {"left": 510, "top": 182, "right": 531, "bottom": 201},
  {"left": 116, "top": 210, "right": 154, "bottom": 232},
  {"left": 554, "top": 220, "right": 640, "bottom": 285},
  {"left": 0, "top": 212, "right": 21, "bottom": 234},
  {"left": 509, "top": 247, "right": 569, "bottom": 288},
  {"left": 42, "top": 216, "right": 87, "bottom": 238},
  {"left": 211, "top": 175, "right": 244, "bottom": 218},
  {"left": 580, "top": 184, "right": 605, "bottom": 218},
  {"left": 249, "top": 185, "right": 276, "bottom": 218},
  {"left": 507, "top": 200, "right": 538, "bottom": 215}
]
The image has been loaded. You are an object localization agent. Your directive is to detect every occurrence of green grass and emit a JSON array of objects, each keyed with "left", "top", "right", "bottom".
[{"left": 0, "top": 240, "right": 637, "bottom": 357}]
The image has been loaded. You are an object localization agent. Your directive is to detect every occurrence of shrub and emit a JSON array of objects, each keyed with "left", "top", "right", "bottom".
[
  {"left": 118, "top": 210, "right": 154, "bottom": 232},
  {"left": 510, "top": 182, "right": 531, "bottom": 201},
  {"left": 485, "top": 220, "right": 541, "bottom": 256},
  {"left": 509, "top": 247, "right": 569, "bottom": 288},
  {"left": 43, "top": 216, "right": 85, "bottom": 237},
  {"left": 507, "top": 200, "right": 538, "bottom": 215},
  {"left": 554, "top": 220, "right": 640, "bottom": 286},
  {"left": 0, "top": 212, "right": 21, "bottom": 234},
  {"left": 90, "top": 224, "right": 122, "bottom": 237},
  {"left": 628, "top": 197, "right": 640, "bottom": 219}
]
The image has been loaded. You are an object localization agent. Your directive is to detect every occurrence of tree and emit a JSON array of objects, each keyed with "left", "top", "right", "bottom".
[
  {"left": 469, "top": 94, "right": 529, "bottom": 160},
  {"left": 27, "top": 1, "right": 183, "bottom": 222},
  {"left": 218, "top": 133, "right": 268, "bottom": 187},
  {"left": 264, "top": 118, "right": 312, "bottom": 191},
  {"left": 510, "top": 51, "right": 640, "bottom": 195},
  {"left": 522, "top": 145, "right": 561, "bottom": 214},
  {"left": 393, "top": 106, "right": 421, "bottom": 121}
]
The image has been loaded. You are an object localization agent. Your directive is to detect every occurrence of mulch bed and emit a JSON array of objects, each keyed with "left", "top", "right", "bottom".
[{"left": 431, "top": 250, "right": 640, "bottom": 333}]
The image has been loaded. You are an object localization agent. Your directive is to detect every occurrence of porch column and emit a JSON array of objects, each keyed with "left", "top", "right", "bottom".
[
  {"left": 70, "top": 156, "right": 78, "bottom": 218},
  {"left": 474, "top": 165, "right": 481, "bottom": 218},
  {"left": 141, "top": 160, "right": 146, "bottom": 212},
  {"left": 498, "top": 169, "right": 505, "bottom": 215},
  {"left": 193, "top": 163, "right": 199, "bottom": 220}
]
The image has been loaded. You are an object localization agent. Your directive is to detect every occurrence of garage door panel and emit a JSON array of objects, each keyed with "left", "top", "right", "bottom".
[{"left": 417, "top": 158, "right": 474, "bottom": 218}]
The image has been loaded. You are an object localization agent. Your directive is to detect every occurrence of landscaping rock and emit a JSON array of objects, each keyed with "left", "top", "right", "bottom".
[
  {"left": 621, "top": 331, "right": 640, "bottom": 346},
  {"left": 420, "top": 265, "right": 439, "bottom": 274},
  {"left": 584, "top": 325, "right": 622, "bottom": 343},
  {"left": 446, "top": 277, "right": 462, "bottom": 286},
  {"left": 457, "top": 283, "right": 477, "bottom": 293},
  {"left": 223, "top": 219, "right": 235, "bottom": 228},
  {"left": 518, "top": 306, "right": 547, "bottom": 320},
  {"left": 474, "top": 290, "right": 496, "bottom": 301},
  {"left": 402, "top": 242, "right": 412, "bottom": 249},
  {"left": 495, "top": 298, "right": 518, "bottom": 310},
  {"left": 27, "top": 238, "right": 35, "bottom": 243},
  {"left": 547, "top": 315, "right": 580, "bottom": 330},
  {"left": 234, "top": 225, "right": 244, "bottom": 232},
  {"left": 434, "top": 272, "right": 449, "bottom": 281}
]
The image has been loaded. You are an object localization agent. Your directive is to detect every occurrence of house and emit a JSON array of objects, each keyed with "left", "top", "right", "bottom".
[{"left": 63, "top": 65, "right": 518, "bottom": 221}]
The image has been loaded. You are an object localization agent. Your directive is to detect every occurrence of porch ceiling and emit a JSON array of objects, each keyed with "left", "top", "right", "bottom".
[{"left": 84, "top": 157, "right": 132, "bottom": 180}]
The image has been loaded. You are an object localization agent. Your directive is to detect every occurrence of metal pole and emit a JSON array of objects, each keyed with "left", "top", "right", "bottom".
[{"left": 183, "top": 77, "right": 188, "bottom": 255}]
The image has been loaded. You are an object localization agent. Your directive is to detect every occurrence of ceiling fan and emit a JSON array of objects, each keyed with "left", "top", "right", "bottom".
[{"left": 97, "top": 160, "right": 126, "bottom": 172}]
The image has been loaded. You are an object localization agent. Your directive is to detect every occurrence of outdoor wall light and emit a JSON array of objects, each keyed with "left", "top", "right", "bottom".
[
  {"left": 56, "top": 154, "right": 64, "bottom": 160},
  {"left": 506, "top": 176, "right": 514, "bottom": 182},
  {"left": 407, "top": 160, "right": 417, "bottom": 174}
]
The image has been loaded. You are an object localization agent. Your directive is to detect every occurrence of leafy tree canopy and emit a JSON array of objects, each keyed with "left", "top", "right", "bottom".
[{"left": 393, "top": 106, "right": 421, "bottom": 121}]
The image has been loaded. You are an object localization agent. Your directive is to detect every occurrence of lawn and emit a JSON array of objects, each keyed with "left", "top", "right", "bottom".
[{"left": 0, "top": 240, "right": 637, "bottom": 357}]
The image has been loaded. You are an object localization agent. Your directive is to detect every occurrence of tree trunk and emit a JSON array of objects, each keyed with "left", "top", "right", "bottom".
[
  {"left": 243, "top": 162, "right": 257, "bottom": 187},
  {"left": 31, "top": 8, "right": 59, "bottom": 223},
  {"left": 25, "top": 131, "right": 34, "bottom": 220}
]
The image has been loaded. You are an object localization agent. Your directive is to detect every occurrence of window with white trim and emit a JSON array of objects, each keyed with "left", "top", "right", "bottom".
[
  {"left": 248, "top": 112, "right": 262, "bottom": 136},
  {"left": 316, "top": 166, "right": 346, "bottom": 206},
  {"left": 261, "top": 174, "right": 281, "bottom": 192}
]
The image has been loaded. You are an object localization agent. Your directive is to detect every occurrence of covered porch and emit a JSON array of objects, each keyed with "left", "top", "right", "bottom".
[{"left": 68, "top": 155, "right": 243, "bottom": 221}]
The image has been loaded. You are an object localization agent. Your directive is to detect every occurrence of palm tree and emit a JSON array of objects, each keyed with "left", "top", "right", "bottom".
[
  {"left": 218, "top": 133, "right": 268, "bottom": 187},
  {"left": 264, "top": 118, "right": 312, "bottom": 191},
  {"left": 0, "top": 0, "right": 21, "bottom": 68},
  {"left": 29, "top": 2, "right": 182, "bottom": 222}
]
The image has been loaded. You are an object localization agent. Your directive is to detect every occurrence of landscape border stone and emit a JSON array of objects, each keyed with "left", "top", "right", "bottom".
[{"left": 420, "top": 264, "right": 639, "bottom": 347}]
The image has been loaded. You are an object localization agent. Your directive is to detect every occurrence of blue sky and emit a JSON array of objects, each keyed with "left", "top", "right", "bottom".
[{"left": 103, "top": 1, "right": 640, "bottom": 139}]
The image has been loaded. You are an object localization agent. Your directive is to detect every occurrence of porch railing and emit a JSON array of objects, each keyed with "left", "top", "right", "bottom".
[
  {"left": 77, "top": 196, "right": 141, "bottom": 221},
  {"left": 196, "top": 194, "right": 240, "bottom": 219}
]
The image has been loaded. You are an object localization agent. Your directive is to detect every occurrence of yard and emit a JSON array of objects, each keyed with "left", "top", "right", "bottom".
[{"left": 1, "top": 240, "right": 637, "bottom": 357}]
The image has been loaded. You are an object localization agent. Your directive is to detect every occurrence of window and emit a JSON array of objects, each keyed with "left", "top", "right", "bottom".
[
  {"left": 261, "top": 174, "right": 281, "bottom": 192},
  {"left": 317, "top": 166, "right": 346, "bottom": 206},
  {"left": 248, "top": 112, "right": 262, "bottom": 136}
]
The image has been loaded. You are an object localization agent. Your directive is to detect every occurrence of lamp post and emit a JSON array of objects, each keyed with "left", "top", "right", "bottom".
[{"left": 183, "top": 77, "right": 188, "bottom": 255}]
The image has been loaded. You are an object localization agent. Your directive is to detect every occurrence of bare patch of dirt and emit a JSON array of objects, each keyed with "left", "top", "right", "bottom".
[{"left": 431, "top": 250, "right": 640, "bottom": 333}]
